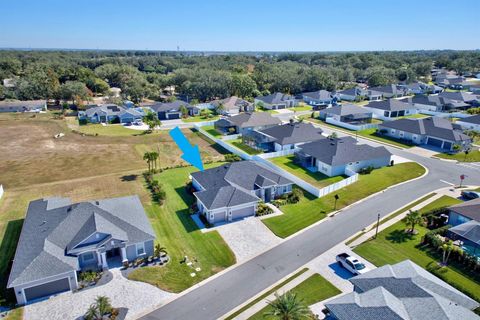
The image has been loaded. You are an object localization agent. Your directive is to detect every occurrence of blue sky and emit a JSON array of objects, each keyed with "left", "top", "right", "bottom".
[{"left": 1, "top": 0, "right": 479, "bottom": 51}]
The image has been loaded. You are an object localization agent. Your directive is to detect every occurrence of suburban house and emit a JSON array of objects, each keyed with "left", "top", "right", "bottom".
[
  {"left": 363, "top": 99, "right": 418, "bottom": 120},
  {"left": 0, "top": 100, "right": 47, "bottom": 113},
  {"left": 378, "top": 117, "right": 471, "bottom": 151},
  {"left": 319, "top": 104, "right": 373, "bottom": 124},
  {"left": 407, "top": 95, "right": 470, "bottom": 113},
  {"left": 336, "top": 87, "right": 364, "bottom": 101},
  {"left": 446, "top": 198, "right": 480, "bottom": 257},
  {"left": 7, "top": 195, "right": 155, "bottom": 305},
  {"left": 436, "top": 76, "right": 469, "bottom": 90},
  {"left": 362, "top": 88, "right": 383, "bottom": 101},
  {"left": 302, "top": 90, "right": 336, "bottom": 109},
  {"left": 210, "top": 96, "right": 254, "bottom": 116},
  {"left": 368, "top": 84, "right": 408, "bottom": 98},
  {"left": 470, "top": 86, "right": 480, "bottom": 94},
  {"left": 456, "top": 114, "right": 480, "bottom": 131},
  {"left": 242, "top": 121, "right": 324, "bottom": 152},
  {"left": 143, "top": 100, "right": 195, "bottom": 120},
  {"left": 438, "top": 92, "right": 480, "bottom": 107},
  {"left": 254, "top": 92, "right": 297, "bottom": 110},
  {"left": 402, "top": 81, "right": 443, "bottom": 95},
  {"left": 447, "top": 198, "right": 480, "bottom": 227},
  {"left": 78, "top": 104, "right": 142, "bottom": 124},
  {"left": 191, "top": 161, "right": 293, "bottom": 224},
  {"left": 325, "top": 260, "right": 480, "bottom": 320},
  {"left": 213, "top": 112, "right": 281, "bottom": 135},
  {"left": 294, "top": 137, "right": 392, "bottom": 177}
]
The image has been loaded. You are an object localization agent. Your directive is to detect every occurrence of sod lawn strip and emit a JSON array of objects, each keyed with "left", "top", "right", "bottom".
[
  {"left": 353, "top": 220, "right": 480, "bottom": 302},
  {"left": 435, "top": 150, "right": 480, "bottom": 162},
  {"left": 262, "top": 162, "right": 426, "bottom": 238},
  {"left": 226, "top": 139, "right": 263, "bottom": 155},
  {"left": 345, "top": 192, "right": 437, "bottom": 246},
  {"left": 224, "top": 268, "right": 309, "bottom": 320},
  {"left": 202, "top": 125, "right": 223, "bottom": 138},
  {"left": 182, "top": 115, "right": 220, "bottom": 123},
  {"left": 270, "top": 155, "right": 345, "bottom": 188},
  {"left": 248, "top": 273, "right": 341, "bottom": 320},
  {"left": 128, "top": 163, "right": 236, "bottom": 292}
]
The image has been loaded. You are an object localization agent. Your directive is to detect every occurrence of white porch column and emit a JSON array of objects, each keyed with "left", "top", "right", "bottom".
[
  {"left": 121, "top": 247, "right": 128, "bottom": 262},
  {"left": 96, "top": 251, "right": 102, "bottom": 267},
  {"left": 101, "top": 252, "right": 108, "bottom": 268}
]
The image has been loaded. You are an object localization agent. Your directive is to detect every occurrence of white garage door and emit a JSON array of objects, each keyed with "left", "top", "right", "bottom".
[
  {"left": 24, "top": 277, "right": 71, "bottom": 302},
  {"left": 231, "top": 206, "right": 255, "bottom": 221},
  {"left": 213, "top": 211, "right": 227, "bottom": 223}
]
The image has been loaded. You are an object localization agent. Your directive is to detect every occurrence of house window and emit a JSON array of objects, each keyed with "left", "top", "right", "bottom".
[
  {"left": 83, "top": 252, "right": 95, "bottom": 262},
  {"left": 136, "top": 242, "right": 145, "bottom": 256}
]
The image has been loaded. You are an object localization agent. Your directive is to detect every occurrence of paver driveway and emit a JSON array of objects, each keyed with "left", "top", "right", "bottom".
[
  {"left": 213, "top": 217, "right": 282, "bottom": 263},
  {"left": 24, "top": 268, "right": 175, "bottom": 320}
]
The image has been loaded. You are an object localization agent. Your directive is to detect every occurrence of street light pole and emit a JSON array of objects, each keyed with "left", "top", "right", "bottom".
[{"left": 374, "top": 213, "right": 381, "bottom": 239}]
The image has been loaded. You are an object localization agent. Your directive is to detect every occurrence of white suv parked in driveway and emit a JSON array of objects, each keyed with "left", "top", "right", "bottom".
[{"left": 336, "top": 253, "right": 369, "bottom": 275}]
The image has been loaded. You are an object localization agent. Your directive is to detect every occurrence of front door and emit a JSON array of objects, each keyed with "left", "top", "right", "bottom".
[{"left": 264, "top": 188, "right": 272, "bottom": 202}]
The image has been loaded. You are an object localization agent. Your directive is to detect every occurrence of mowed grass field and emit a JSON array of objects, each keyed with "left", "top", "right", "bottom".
[
  {"left": 0, "top": 112, "right": 232, "bottom": 305},
  {"left": 127, "top": 164, "right": 236, "bottom": 292},
  {"left": 263, "top": 162, "right": 426, "bottom": 238},
  {"left": 0, "top": 113, "right": 226, "bottom": 189}
]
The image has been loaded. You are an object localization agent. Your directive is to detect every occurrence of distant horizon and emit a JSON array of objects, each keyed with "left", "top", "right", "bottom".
[{"left": 1, "top": 0, "right": 479, "bottom": 51}]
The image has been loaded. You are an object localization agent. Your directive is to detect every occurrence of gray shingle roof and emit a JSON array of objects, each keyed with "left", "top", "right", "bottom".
[
  {"left": 368, "top": 84, "right": 407, "bottom": 96},
  {"left": 256, "top": 92, "right": 295, "bottom": 104},
  {"left": 365, "top": 99, "right": 415, "bottom": 112},
  {"left": 379, "top": 117, "right": 471, "bottom": 143},
  {"left": 297, "top": 137, "right": 391, "bottom": 166},
  {"left": 195, "top": 186, "right": 259, "bottom": 210},
  {"left": 326, "top": 260, "right": 480, "bottom": 320},
  {"left": 320, "top": 104, "right": 372, "bottom": 117},
  {"left": 191, "top": 161, "right": 292, "bottom": 210},
  {"left": 84, "top": 104, "right": 124, "bottom": 117},
  {"left": 449, "top": 220, "right": 480, "bottom": 245},
  {"left": 218, "top": 112, "right": 281, "bottom": 128},
  {"left": 0, "top": 100, "right": 46, "bottom": 111},
  {"left": 302, "top": 90, "right": 333, "bottom": 101},
  {"left": 256, "top": 122, "right": 324, "bottom": 146},
  {"left": 460, "top": 114, "right": 480, "bottom": 125},
  {"left": 144, "top": 100, "right": 190, "bottom": 112},
  {"left": 7, "top": 195, "right": 155, "bottom": 288},
  {"left": 438, "top": 92, "right": 479, "bottom": 103},
  {"left": 449, "top": 198, "right": 480, "bottom": 221},
  {"left": 211, "top": 96, "right": 252, "bottom": 111}
]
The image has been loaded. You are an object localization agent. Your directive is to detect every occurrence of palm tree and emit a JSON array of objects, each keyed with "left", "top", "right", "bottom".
[
  {"left": 150, "top": 151, "right": 159, "bottom": 171},
  {"left": 95, "top": 295, "right": 113, "bottom": 316},
  {"left": 442, "top": 240, "right": 454, "bottom": 265},
  {"left": 143, "top": 152, "right": 152, "bottom": 172},
  {"left": 154, "top": 243, "right": 167, "bottom": 257},
  {"left": 84, "top": 304, "right": 99, "bottom": 320},
  {"left": 404, "top": 210, "right": 423, "bottom": 233},
  {"left": 264, "top": 291, "right": 310, "bottom": 320}
]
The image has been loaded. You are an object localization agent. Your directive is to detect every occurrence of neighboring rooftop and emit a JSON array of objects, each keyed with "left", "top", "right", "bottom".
[
  {"left": 320, "top": 104, "right": 372, "bottom": 116},
  {"left": 211, "top": 96, "right": 251, "bottom": 111},
  {"left": 297, "top": 136, "right": 391, "bottom": 166},
  {"left": 380, "top": 117, "right": 470, "bottom": 143},
  {"left": 83, "top": 104, "right": 124, "bottom": 117},
  {"left": 459, "top": 114, "right": 480, "bottom": 125},
  {"left": 449, "top": 198, "right": 480, "bottom": 221},
  {"left": 256, "top": 92, "right": 295, "bottom": 104},
  {"left": 302, "top": 90, "right": 333, "bottom": 101},
  {"left": 0, "top": 100, "right": 46, "bottom": 111},
  {"left": 326, "top": 260, "right": 480, "bottom": 320},
  {"left": 7, "top": 196, "right": 155, "bottom": 288},
  {"left": 216, "top": 112, "right": 281, "bottom": 128},
  {"left": 256, "top": 121, "right": 324, "bottom": 146},
  {"left": 368, "top": 84, "right": 407, "bottom": 96},
  {"left": 365, "top": 99, "right": 414, "bottom": 111},
  {"left": 142, "top": 100, "right": 191, "bottom": 112},
  {"left": 449, "top": 220, "right": 480, "bottom": 246},
  {"left": 438, "top": 92, "right": 479, "bottom": 103}
]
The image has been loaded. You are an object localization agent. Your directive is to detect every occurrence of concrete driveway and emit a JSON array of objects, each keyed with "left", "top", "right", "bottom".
[
  {"left": 24, "top": 268, "right": 175, "bottom": 320},
  {"left": 212, "top": 217, "right": 282, "bottom": 263}
]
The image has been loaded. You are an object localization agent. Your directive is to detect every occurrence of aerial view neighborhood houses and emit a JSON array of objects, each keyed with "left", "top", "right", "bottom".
[{"left": 1, "top": 2, "right": 480, "bottom": 320}]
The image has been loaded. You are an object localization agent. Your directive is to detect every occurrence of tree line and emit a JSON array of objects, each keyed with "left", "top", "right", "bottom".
[{"left": 0, "top": 50, "right": 479, "bottom": 104}]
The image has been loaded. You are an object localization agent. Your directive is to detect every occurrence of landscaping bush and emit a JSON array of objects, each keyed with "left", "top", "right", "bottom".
[
  {"left": 79, "top": 271, "right": 100, "bottom": 283},
  {"left": 198, "top": 213, "right": 213, "bottom": 228},
  {"left": 271, "top": 199, "right": 287, "bottom": 208},
  {"left": 225, "top": 154, "right": 241, "bottom": 162},
  {"left": 144, "top": 172, "right": 166, "bottom": 204},
  {"left": 256, "top": 202, "right": 274, "bottom": 216},
  {"left": 189, "top": 202, "right": 198, "bottom": 214},
  {"left": 378, "top": 128, "right": 388, "bottom": 135},
  {"left": 358, "top": 166, "right": 374, "bottom": 175},
  {"left": 287, "top": 188, "right": 303, "bottom": 204},
  {"left": 185, "top": 181, "right": 195, "bottom": 194},
  {"left": 78, "top": 118, "right": 88, "bottom": 125}
]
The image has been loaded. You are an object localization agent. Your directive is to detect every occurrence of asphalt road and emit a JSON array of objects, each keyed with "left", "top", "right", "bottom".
[{"left": 141, "top": 126, "right": 480, "bottom": 320}]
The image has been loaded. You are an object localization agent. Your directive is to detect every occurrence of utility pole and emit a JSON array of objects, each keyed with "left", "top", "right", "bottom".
[{"left": 374, "top": 213, "right": 380, "bottom": 239}]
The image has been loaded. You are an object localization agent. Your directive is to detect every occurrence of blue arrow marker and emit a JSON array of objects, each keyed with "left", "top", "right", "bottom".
[{"left": 169, "top": 126, "right": 204, "bottom": 171}]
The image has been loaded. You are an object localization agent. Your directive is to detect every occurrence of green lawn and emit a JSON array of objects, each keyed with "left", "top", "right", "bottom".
[
  {"left": 353, "top": 221, "right": 480, "bottom": 302},
  {"left": 128, "top": 163, "right": 236, "bottom": 292},
  {"left": 182, "top": 115, "right": 220, "bottom": 123},
  {"left": 227, "top": 139, "right": 263, "bottom": 155},
  {"left": 225, "top": 268, "right": 309, "bottom": 320},
  {"left": 4, "top": 308, "right": 22, "bottom": 320},
  {"left": 287, "top": 105, "right": 313, "bottom": 112},
  {"left": 435, "top": 150, "right": 480, "bottom": 162},
  {"left": 418, "top": 195, "right": 462, "bottom": 214},
  {"left": 357, "top": 128, "right": 415, "bottom": 148},
  {"left": 202, "top": 125, "right": 223, "bottom": 138},
  {"left": 270, "top": 155, "right": 345, "bottom": 188},
  {"left": 399, "top": 113, "right": 429, "bottom": 119},
  {"left": 263, "top": 162, "right": 426, "bottom": 238},
  {"left": 73, "top": 122, "right": 142, "bottom": 136},
  {"left": 248, "top": 273, "right": 341, "bottom": 320}
]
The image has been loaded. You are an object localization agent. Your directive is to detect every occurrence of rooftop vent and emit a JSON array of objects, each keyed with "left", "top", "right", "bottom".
[
  {"left": 95, "top": 201, "right": 100, "bottom": 205},
  {"left": 39, "top": 220, "right": 47, "bottom": 226}
]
